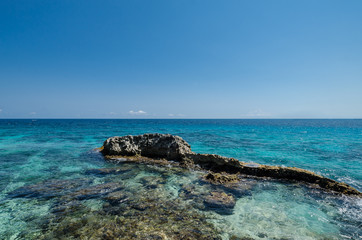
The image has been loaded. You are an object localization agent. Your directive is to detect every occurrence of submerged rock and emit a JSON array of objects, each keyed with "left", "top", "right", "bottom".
[
  {"left": 50, "top": 200, "right": 84, "bottom": 217},
  {"left": 204, "top": 191, "right": 236, "bottom": 210},
  {"left": 103, "top": 190, "right": 129, "bottom": 205},
  {"left": 140, "top": 176, "right": 167, "bottom": 189},
  {"left": 201, "top": 172, "right": 253, "bottom": 197},
  {"left": 101, "top": 133, "right": 362, "bottom": 196},
  {"left": 229, "top": 236, "right": 255, "bottom": 240},
  {"left": 85, "top": 167, "right": 131, "bottom": 176},
  {"left": 8, "top": 179, "right": 90, "bottom": 200},
  {"left": 66, "top": 182, "right": 123, "bottom": 200}
]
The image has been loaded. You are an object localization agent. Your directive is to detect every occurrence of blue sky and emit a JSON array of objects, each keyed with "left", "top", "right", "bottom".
[{"left": 0, "top": 0, "right": 361, "bottom": 118}]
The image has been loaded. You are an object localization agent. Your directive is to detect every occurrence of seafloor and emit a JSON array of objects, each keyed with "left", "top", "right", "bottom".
[{"left": 5, "top": 160, "right": 360, "bottom": 240}]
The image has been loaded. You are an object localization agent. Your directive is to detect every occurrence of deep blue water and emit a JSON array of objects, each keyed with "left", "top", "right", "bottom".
[{"left": 0, "top": 119, "right": 361, "bottom": 239}]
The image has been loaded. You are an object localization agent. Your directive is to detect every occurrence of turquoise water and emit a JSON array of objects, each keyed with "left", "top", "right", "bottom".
[{"left": 0, "top": 119, "right": 361, "bottom": 239}]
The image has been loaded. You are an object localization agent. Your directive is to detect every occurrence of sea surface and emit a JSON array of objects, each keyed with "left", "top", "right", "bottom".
[{"left": 0, "top": 119, "right": 361, "bottom": 239}]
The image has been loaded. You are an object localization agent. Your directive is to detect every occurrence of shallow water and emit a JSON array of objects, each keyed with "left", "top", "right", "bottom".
[{"left": 0, "top": 119, "right": 361, "bottom": 239}]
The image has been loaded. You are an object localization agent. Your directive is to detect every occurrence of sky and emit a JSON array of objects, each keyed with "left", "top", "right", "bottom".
[{"left": 0, "top": 0, "right": 361, "bottom": 119}]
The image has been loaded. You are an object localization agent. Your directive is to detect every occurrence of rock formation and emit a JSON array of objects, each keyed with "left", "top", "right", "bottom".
[
  {"left": 102, "top": 133, "right": 192, "bottom": 160},
  {"left": 101, "top": 133, "right": 361, "bottom": 196}
]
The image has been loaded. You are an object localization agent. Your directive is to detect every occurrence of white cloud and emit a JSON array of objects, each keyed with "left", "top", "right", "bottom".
[
  {"left": 30, "top": 112, "right": 37, "bottom": 115},
  {"left": 109, "top": 112, "right": 117, "bottom": 115},
  {"left": 243, "top": 109, "right": 271, "bottom": 118},
  {"left": 129, "top": 110, "right": 147, "bottom": 115},
  {"left": 0, "top": 109, "right": 2, "bottom": 113},
  {"left": 168, "top": 113, "right": 185, "bottom": 117}
]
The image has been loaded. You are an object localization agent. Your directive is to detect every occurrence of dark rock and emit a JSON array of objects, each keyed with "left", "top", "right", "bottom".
[
  {"left": 221, "top": 181, "right": 254, "bottom": 197},
  {"left": 257, "top": 232, "right": 268, "bottom": 238}
]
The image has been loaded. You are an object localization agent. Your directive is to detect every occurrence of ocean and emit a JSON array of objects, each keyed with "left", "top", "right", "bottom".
[{"left": 0, "top": 119, "right": 361, "bottom": 239}]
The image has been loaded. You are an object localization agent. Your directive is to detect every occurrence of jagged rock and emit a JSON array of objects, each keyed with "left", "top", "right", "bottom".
[
  {"left": 102, "top": 133, "right": 192, "bottom": 161},
  {"left": 101, "top": 134, "right": 362, "bottom": 196}
]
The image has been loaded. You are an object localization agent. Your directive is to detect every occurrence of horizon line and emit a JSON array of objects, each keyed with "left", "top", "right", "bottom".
[{"left": 0, "top": 118, "right": 361, "bottom": 120}]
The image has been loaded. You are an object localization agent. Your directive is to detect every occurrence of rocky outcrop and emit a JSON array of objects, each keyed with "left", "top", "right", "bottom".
[
  {"left": 102, "top": 133, "right": 192, "bottom": 161},
  {"left": 101, "top": 133, "right": 361, "bottom": 196}
]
